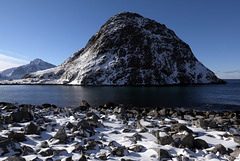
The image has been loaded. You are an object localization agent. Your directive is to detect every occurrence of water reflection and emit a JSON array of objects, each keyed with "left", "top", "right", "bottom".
[{"left": 0, "top": 80, "right": 239, "bottom": 109}]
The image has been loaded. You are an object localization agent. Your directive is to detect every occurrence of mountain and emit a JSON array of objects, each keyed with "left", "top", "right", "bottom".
[
  {"left": 23, "top": 12, "right": 225, "bottom": 85},
  {"left": 0, "top": 58, "right": 56, "bottom": 79}
]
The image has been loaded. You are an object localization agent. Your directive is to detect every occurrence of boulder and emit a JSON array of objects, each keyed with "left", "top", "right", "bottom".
[
  {"left": 80, "top": 100, "right": 90, "bottom": 108},
  {"left": 25, "top": 122, "right": 39, "bottom": 135},
  {"left": 0, "top": 138, "right": 23, "bottom": 156},
  {"left": 77, "top": 119, "right": 95, "bottom": 137},
  {"left": 230, "top": 146, "right": 240, "bottom": 158},
  {"left": 53, "top": 126, "right": 67, "bottom": 141},
  {"left": 147, "top": 109, "right": 158, "bottom": 117},
  {"left": 128, "top": 145, "right": 145, "bottom": 152},
  {"left": 10, "top": 108, "right": 33, "bottom": 123},
  {"left": 171, "top": 123, "right": 193, "bottom": 133},
  {"left": 22, "top": 145, "right": 35, "bottom": 155},
  {"left": 8, "top": 131, "right": 27, "bottom": 142},
  {"left": 111, "top": 146, "right": 129, "bottom": 157},
  {"left": 152, "top": 148, "right": 172, "bottom": 160},
  {"left": 194, "top": 139, "right": 209, "bottom": 149},
  {"left": 39, "top": 148, "right": 53, "bottom": 156},
  {"left": 214, "top": 144, "right": 227, "bottom": 155},
  {"left": 155, "top": 131, "right": 174, "bottom": 145}
]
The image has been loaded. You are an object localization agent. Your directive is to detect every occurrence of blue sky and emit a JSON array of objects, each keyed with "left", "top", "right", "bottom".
[{"left": 0, "top": 0, "right": 239, "bottom": 78}]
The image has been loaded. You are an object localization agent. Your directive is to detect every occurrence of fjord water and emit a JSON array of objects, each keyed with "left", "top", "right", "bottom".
[{"left": 0, "top": 79, "right": 239, "bottom": 110}]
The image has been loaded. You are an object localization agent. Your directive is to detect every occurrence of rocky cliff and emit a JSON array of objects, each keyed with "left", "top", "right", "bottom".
[{"left": 23, "top": 12, "right": 225, "bottom": 85}]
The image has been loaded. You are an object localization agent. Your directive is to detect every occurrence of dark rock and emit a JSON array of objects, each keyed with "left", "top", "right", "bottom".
[
  {"left": 8, "top": 131, "right": 27, "bottom": 142},
  {"left": 39, "top": 148, "right": 53, "bottom": 156},
  {"left": 214, "top": 144, "right": 227, "bottom": 155},
  {"left": 0, "top": 123, "right": 6, "bottom": 130},
  {"left": 194, "top": 118, "right": 218, "bottom": 129},
  {"left": 171, "top": 123, "right": 193, "bottom": 133},
  {"left": 173, "top": 133, "right": 194, "bottom": 148},
  {"left": 77, "top": 119, "right": 95, "bottom": 136},
  {"left": 108, "top": 141, "right": 121, "bottom": 147},
  {"left": 80, "top": 100, "right": 90, "bottom": 108},
  {"left": 85, "top": 139, "right": 99, "bottom": 150},
  {"left": 152, "top": 148, "right": 172, "bottom": 160},
  {"left": 157, "top": 135, "right": 174, "bottom": 145},
  {"left": 66, "top": 122, "right": 74, "bottom": 129},
  {"left": 25, "top": 122, "right": 39, "bottom": 135},
  {"left": 41, "top": 141, "right": 49, "bottom": 148},
  {"left": 111, "top": 146, "right": 129, "bottom": 156},
  {"left": 0, "top": 138, "right": 23, "bottom": 156},
  {"left": 53, "top": 126, "right": 67, "bottom": 141},
  {"left": 3, "top": 156, "right": 26, "bottom": 161},
  {"left": 194, "top": 139, "right": 209, "bottom": 149},
  {"left": 73, "top": 144, "right": 84, "bottom": 153},
  {"left": 128, "top": 145, "right": 145, "bottom": 152},
  {"left": 22, "top": 145, "right": 35, "bottom": 155},
  {"left": 53, "top": 149, "right": 68, "bottom": 156},
  {"left": 10, "top": 108, "right": 33, "bottom": 122},
  {"left": 78, "top": 155, "right": 87, "bottom": 161},
  {"left": 98, "top": 153, "right": 107, "bottom": 160}
]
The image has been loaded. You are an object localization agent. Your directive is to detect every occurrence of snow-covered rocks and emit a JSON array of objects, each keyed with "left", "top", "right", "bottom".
[
  {"left": 13, "top": 12, "right": 225, "bottom": 86},
  {"left": 0, "top": 101, "right": 240, "bottom": 160}
]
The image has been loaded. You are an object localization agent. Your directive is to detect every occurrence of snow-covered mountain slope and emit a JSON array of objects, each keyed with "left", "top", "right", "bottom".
[
  {"left": 0, "top": 58, "right": 56, "bottom": 79},
  {"left": 23, "top": 12, "right": 225, "bottom": 85}
]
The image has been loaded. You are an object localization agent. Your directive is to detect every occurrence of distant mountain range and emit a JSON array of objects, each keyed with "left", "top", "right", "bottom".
[
  {"left": 0, "top": 58, "right": 56, "bottom": 80},
  {"left": 1, "top": 12, "right": 225, "bottom": 85}
]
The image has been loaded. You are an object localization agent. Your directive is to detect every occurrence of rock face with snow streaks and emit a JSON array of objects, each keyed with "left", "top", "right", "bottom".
[{"left": 24, "top": 12, "right": 225, "bottom": 85}]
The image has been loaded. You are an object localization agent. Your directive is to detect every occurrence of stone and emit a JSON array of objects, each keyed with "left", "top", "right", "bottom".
[
  {"left": 0, "top": 138, "right": 23, "bottom": 156},
  {"left": 3, "top": 156, "right": 26, "bottom": 161},
  {"left": 25, "top": 122, "right": 39, "bottom": 135},
  {"left": 152, "top": 148, "right": 172, "bottom": 160},
  {"left": 98, "top": 153, "right": 107, "bottom": 160},
  {"left": 233, "top": 136, "right": 240, "bottom": 144},
  {"left": 78, "top": 155, "right": 87, "bottom": 161},
  {"left": 128, "top": 145, "right": 145, "bottom": 152},
  {"left": 155, "top": 131, "right": 174, "bottom": 145},
  {"left": 111, "top": 146, "right": 129, "bottom": 156},
  {"left": 214, "top": 144, "right": 227, "bottom": 155},
  {"left": 230, "top": 146, "right": 240, "bottom": 158},
  {"left": 194, "top": 139, "right": 209, "bottom": 149},
  {"left": 77, "top": 119, "right": 95, "bottom": 136},
  {"left": 80, "top": 100, "right": 90, "bottom": 108},
  {"left": 147, "top": 109, "right": 158, "bottom": 117},
  {"left": 10, "top": 108, "right": 33, "bottom": 122},
  {"left": 171, "top": 123, "right": 193, "bottom": 133},
  {"left": 8, "top": 131, "right": 26, "bottom": 142},
  {"left": 39, "top": 148, "right": 53, "bottom": 156},
  {"left": 173, "top": 133, "right": 194, "bottom": 148},
  {"left": 53, "top": 126, "right": 67, "bottom": 141},
  {"left": 22, "top": 145, "right": 35, "bottom": 155},
  {"left": 41, "top": 141, "right": 49, "bottom": 148},
  {"left": 66, "top": 122, "right": 74, "bottom": 129}
]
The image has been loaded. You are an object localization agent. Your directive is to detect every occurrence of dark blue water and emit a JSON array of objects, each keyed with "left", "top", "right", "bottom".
[{"left": 0, "top": 79, "right": 239, "bottom": 110}]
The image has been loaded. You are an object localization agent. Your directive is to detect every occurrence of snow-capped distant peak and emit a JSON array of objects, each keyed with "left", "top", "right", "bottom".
[{"left": 0, "top": 58, "right": 56, "bottom": 79}]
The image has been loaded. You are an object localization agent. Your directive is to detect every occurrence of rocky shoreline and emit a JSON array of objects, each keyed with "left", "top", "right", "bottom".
[{"left": 0, "top": 101, "right": 240, "bottom": 161}]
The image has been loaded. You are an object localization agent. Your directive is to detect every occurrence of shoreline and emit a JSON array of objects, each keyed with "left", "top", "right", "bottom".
[{"left": 1, "top": 101, "right": 240, "bottom": 160}]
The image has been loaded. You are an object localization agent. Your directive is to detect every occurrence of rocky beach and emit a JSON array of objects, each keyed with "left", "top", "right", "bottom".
[{"left": 0, "top": 101, "right": 240, "bottom": 161}]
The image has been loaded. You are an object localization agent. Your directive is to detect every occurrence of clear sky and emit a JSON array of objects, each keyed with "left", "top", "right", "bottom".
[{"left": 0, "top": 0, "right": 239, "bottom": 79}]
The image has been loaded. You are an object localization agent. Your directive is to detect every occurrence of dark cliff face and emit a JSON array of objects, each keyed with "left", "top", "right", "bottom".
[{"left": 25, "top": 12, "right": 225, "bottom": 85}]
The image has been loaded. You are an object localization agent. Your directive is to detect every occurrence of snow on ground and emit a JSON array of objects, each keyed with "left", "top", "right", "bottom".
[{"left": 0, "top": 102, "right": 240, "bottom": 160}]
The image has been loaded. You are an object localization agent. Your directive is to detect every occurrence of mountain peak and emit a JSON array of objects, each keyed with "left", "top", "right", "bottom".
[{"left": 22, "top": 13, "right": 225, "bottom": 85}]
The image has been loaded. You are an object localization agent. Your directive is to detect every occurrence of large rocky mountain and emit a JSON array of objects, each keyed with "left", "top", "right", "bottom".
[
  {"left": 23, "top": 12, "right": 225, "bottom": 85},
  {"left": 0, "top": 58, "right": 56, "bottom": 79}
]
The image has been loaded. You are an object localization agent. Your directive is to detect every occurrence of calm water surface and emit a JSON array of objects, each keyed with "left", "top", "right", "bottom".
[{"left": 0, "top": 79, "right": 240, "bottom": 110}]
